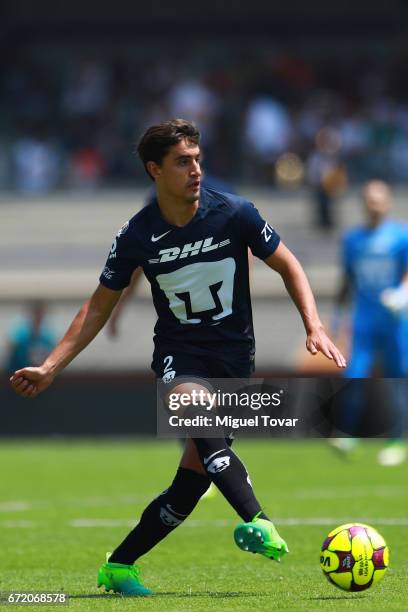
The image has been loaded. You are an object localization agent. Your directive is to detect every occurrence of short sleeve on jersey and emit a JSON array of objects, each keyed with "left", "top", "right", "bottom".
[
  {"left": 239, "top": 201, "right": 280, "bottom": 259},
  {"left": 99, "top": 231, "right": 139, "bottom": 291}
]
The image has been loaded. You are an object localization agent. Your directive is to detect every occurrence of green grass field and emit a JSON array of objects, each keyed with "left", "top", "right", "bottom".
[{"left": 1, "top": 439, "right": 407, "bottom": 611}]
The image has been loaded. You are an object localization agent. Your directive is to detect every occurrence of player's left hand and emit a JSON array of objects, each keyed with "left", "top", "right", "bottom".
[
  {"left": 306, "top": 326, "right": 347, "bottom": 368},
  {"left": 380, "top": 286, "right": 408, "bottom": 314}
]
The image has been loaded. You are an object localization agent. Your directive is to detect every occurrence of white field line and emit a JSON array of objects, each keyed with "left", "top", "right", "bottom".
[
  {"left": 0, "top": 501, "right": 32, "bottom": 512},
  {"left": 70, "top": 519, "right": 136, "bottom": 528},
  {"left": 0, "top": 495, "right": 150, "bottom": 512},
  {"left": 1, "top": 520, "right": 35, "bottom": 528},
  {"left": 2, "top": 517, "right": 408, "bottom": 529},
  {"left": 294, "top": 486, "right": 408, "bottom": 499},
  {"left": 61, "top": 495, "right": 151, "bottom": 507},
  {"left": 70, "top": 517, "right": 408, "bottom": 528},
  {"left": 1, "top": 486, "right": 406, "bottom": 515}
]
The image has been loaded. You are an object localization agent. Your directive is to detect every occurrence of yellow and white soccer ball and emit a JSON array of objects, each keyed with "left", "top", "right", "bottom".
[{"left": 320, "top": 523, "right": 389, "bottom": 591}]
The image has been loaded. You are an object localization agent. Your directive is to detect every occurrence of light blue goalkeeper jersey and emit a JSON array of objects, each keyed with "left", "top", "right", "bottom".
[{"left": 342, "top": 218, "right": 408, "bottom": 376}]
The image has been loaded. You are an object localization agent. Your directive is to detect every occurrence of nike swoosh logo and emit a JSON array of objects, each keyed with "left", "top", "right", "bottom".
[{"left": 151, "top": 230, "right": 172, "bottom": 242}]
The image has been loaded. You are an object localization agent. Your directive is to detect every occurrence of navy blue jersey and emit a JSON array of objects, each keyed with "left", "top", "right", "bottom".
[{"left": 100, "top": 188, "right": 280, "bottom": 356}]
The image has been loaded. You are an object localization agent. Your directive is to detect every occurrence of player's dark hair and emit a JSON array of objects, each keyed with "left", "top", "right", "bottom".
[{"left": 137, "top": 119, "right": 200, "bottom": 180}]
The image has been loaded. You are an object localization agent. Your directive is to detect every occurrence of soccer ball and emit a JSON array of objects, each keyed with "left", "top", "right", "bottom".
[{"left": 320, "top": 523, "right": 389, "bottom": 591}]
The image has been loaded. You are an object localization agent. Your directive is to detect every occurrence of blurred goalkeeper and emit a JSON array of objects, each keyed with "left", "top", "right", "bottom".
[
  {"left": 332, "top": 180, "right": 408, "bottom": 465},
  {"left": 10, "top": 119, "right": 346, "bottom": 597}
]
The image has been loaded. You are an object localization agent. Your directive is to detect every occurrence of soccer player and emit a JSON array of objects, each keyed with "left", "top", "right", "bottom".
[
  {"left": 332, "top": 180, "right": 408, "bottom": 465},
  {"left": 107, "top": 173, "right": 237, "bottom": 338},
  {"left": 10, "top": 119, "right": 346, "bottom": 596}
]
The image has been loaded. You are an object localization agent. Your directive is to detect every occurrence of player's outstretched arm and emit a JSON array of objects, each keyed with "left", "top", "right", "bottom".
[
  {"left": 9, "top": 284, "right": 122, "bottom": 398},
  {"left": 265, "top": 242, "right": 347, "bottom": 368}
]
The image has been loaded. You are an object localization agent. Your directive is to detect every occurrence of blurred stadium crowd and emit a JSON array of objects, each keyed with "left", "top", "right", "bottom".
[
  {"left": 1, "top": 4, "right": 407, "bottom": 451},
  {"left": 2, "top": 45, "right": 408, "bottom": 193}
]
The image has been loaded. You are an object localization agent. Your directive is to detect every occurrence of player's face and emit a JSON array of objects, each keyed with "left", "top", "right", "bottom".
[
  {"left": 362, "top": 181, "right": 391, "bottom": 221},
  {"left": 155, "top": 139, "right": 202, "bottom": 204}
]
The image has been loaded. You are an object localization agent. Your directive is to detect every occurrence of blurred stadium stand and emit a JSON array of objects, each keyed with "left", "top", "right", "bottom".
[
  {"left": 2, "top": 2, "right": 408, "bottom": 190},
  {"left": 1, "top": 1, "right": 408, "bottom": 387}
]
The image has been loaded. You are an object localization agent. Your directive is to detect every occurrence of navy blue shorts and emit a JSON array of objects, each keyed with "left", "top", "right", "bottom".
[
  {"left": 152, "top": 349, "right": 254, "bottom": 383},
  {"left": 153, "top": 350, "right": 246, "bottom": 446}
]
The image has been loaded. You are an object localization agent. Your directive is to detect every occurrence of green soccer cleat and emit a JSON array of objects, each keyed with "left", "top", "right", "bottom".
[
  {"left": 97, "top": 561, "right": 152, "bottom": 596},
  {"left": 234, "top": 515, "right": 289, "bottom": 562}
]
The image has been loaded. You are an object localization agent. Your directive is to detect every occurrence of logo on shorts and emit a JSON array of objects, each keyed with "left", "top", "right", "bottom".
[
  {"left": 162, "top": 370, "right": 176, "bottom": 383},
  {"left": 206, "top": 456, "right": 230, "bottom": 473}
]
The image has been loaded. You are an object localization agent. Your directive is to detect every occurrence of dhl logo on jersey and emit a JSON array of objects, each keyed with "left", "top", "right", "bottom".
[{"left": 148, "top": 237, "right": 231, "bottom": 264}]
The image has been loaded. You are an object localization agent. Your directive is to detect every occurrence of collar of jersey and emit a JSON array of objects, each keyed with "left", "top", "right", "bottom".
[
  {"left": 151, "top": 190, "right": 209, "bottom": 231},
  {"left": 364, "top": 218, "right": 392, "bottom": 235}
]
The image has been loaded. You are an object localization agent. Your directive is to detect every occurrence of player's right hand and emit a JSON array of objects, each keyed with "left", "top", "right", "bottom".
[
  {"left": 9, "top": 366, "right": 55, "bottom": 398},
  {"left": 306, "top": 326, "right": 347, "bottom": 369}
]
